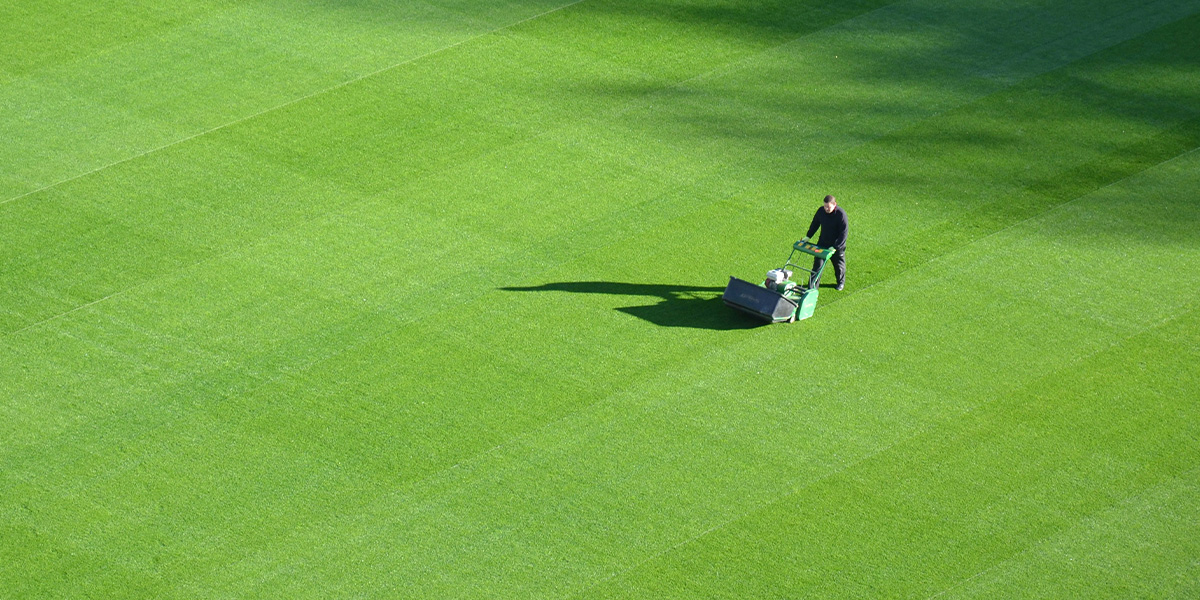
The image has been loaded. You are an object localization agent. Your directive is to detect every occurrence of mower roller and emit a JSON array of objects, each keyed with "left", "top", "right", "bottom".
[{"left": 723, "top": 240, "right": 837, "bottom": 323}]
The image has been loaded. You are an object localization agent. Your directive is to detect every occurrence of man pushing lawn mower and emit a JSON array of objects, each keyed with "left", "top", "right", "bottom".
[
  {"left": 804, "top": 195, "right": 848, "bottom": 291},
  {"left": 721, "top": 194, "right": 846, "bottom": 324}
]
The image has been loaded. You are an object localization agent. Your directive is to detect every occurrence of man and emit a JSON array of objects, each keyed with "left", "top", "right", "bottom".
[{"left": 804, "top": 195, "right": 848, "bottom": 290}]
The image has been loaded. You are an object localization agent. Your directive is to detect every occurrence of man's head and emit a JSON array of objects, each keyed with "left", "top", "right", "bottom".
[{"left": 823, "top": 195, "right": 837, "bottom": 213}]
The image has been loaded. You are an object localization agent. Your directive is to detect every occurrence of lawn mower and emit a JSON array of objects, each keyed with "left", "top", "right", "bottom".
[{"left": 722, "top": 240, "right": 837, "bottom": 323}]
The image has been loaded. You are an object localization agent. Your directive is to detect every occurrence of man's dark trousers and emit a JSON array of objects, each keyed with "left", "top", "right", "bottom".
[{"left": 810, "top": 246, "right": 845, "bottom": 288}]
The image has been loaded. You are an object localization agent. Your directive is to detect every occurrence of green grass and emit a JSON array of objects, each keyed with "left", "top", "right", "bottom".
[{"left": 2, "top": 0, "right": 1198, "bottom": 597}]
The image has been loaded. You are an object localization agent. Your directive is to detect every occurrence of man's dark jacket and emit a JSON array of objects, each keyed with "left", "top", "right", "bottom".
[{"left": 807, "top": 206, "right": 849, "bottom": 249}]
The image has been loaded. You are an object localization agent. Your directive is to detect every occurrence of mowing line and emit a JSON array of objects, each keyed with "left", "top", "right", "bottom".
[
  {"left": 0, "top": 0, "right": 592, "bottom": 209},
  {"left": 6, "top": 289, "right": 128, "bottom": 338},
  {"left": 565, "top": 300, "right": 1200, "bottom": 600}
]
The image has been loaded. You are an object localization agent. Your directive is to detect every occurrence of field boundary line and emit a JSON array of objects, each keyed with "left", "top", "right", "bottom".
[
  {"left": 0, "top": 0, "right": 590, "bottom": 208},
  {"left": 565, "top": 301, "right": 1199, "bottom": 599},
  {"left": 6, "top": 289, "right": 128, "bottom": 338}
]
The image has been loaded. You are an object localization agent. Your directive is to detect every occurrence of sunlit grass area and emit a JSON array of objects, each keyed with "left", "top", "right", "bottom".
[{"left": 2, "top": 1, "right": 1198, "bottom": 597}]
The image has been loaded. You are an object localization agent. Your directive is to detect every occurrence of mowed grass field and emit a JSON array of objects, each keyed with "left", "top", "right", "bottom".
[{"left": 3, "top": 0, "right": 1199, "bottom": 597}]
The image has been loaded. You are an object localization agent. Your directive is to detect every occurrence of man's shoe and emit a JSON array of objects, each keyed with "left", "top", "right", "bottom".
[{"left": 836, "top": 283, "right": 844, "bottom": 291}]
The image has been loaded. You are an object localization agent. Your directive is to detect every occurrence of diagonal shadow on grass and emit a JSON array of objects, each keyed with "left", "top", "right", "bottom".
[{"left": 501, "top": 282, "right": 766, "bottom": 330}]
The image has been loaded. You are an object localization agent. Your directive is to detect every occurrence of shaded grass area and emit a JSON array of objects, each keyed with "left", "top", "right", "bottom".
[
  {"left": 2, "top": 0, "right": 1199, "bottom": 598},
  {"left": 502, "top": 282, "right": 758, "bottom": 329}
]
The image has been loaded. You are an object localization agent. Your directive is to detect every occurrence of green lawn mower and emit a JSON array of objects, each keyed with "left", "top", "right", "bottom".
[{"left": 723, "top": 240, "right": 837, "bottom": 323}]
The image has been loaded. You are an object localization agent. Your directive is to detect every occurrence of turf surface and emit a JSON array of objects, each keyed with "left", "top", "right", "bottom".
[{"left": 2, "top": 0, "right": 1198, "bottom": 597}]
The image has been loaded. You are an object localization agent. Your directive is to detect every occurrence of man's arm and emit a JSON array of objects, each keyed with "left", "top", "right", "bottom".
[
  {"left": 806, "top": 209, "right": 821, "bottom": 239},
  {"left": 829, "top": 211, "right": 848, "bottom": 248},
  {"left": 836, "top": 211, "right": 848, "bottom": 246}
]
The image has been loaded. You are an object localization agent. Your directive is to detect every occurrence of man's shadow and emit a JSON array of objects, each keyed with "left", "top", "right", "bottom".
[{"left": 500, "top": 282, "right": 766, "bottom": 330}]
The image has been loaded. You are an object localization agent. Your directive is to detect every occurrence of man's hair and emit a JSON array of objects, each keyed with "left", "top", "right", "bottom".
[{"left": 824, "top": 195, "right": 836, "bottom": 204}]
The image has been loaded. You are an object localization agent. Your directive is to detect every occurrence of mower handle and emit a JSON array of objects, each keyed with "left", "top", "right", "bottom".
[{"left": 792, "top": 240, "right": 837, "bottom": 260}]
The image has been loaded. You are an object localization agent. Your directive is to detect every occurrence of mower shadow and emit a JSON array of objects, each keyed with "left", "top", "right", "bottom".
[{"left": 500, "top": 282, "right": 766, "bottom": 330}]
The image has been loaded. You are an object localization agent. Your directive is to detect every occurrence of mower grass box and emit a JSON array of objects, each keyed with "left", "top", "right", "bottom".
[{"left": 723, "top": 240, "right": 836, "bottom": 323}]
